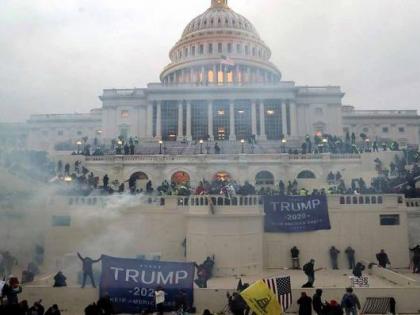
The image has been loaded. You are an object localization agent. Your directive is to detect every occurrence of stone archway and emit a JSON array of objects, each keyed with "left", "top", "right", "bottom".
[
  {"left": 255, "top": 171, "right": 274, "bottom": 186},
  {"left": 171, "top": 171, "right": 191, "bottom": 186},
  {"left": 128, "top": 172, "right": 149, "bottom": 191},
  {"left": 213, "top": 171, "right": 232, "bottom": 182}
]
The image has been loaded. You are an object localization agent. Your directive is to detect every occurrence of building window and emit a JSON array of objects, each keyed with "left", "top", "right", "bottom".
[
  {"left": 121, "top": 110, "right": 129, "bottom": 119},
  {"left": 57, "top": 131, "right": 64, "bottom": 136},
  {"left": 382, "top": 127, "right": 389, "bottom": 133},
  {"left": 184, "top": 47, "right": 188, "bottom": 57},
  {"left": 52, "top": 215, "right": 71, "bottom": 227},
  {"left": 245, "top": 45, "right": 249, "bottom": 55},
  {"left": 191, "top": 101, "right": 208, "bottom": 141},
  {"left": 363, "top": 127, "right": 369, "bottom": 133},
  {"left": 218, "top": 43, "right": 223, "bottom": 53},
  {"left": 162, "top": 102, "right": 178, "bottom": 141},
  {"left": 315, "top": 108, "right": 323, "bottom": 115},
  {"left": 191, "top": 46, "right": 196, "bottom": 56},
  {"left": 297, "top": 170, "right": 316, "bottom": 179},
  {"left": 213, "top": 102, "right": 230, "bottom": 141},
  {"left": 235, "top": 102, "right": 252, "bottom": 140},
  {"left": 77, "top": 131, "right": 82, "bottom": 136},
  {"left": 207, "top": 43, "right": 213, "bottom": 54},
  {"left": 380, "top": 214, "right": 400, "bottom": 226},
  {"left": 227, "top": 43, "right": 232, "bottom": 53},
  {"left": 237, "top": 44, "right": 242, "bottom": 53},
  {"left": 252, "top": 47, "right": 256, "bottom": 56},
  {"left": 119, "top": 127, "right": 129, "bottom": 139},
  {"left": 256, "top": 171, "right": 274, "bottom": 185},
  {"left": 199, "top": 44, "right": 204, "bottom": 55},
  {"left": 265, "top": 103, "right": 282, "bottom": 140},
  {"left": 399, "top": 127, "right": 405, "bottom": 133}
]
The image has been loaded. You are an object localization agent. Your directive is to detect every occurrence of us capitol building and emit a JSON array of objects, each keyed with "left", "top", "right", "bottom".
[{"left": 22, "top": 0, "right": 420, "bottom": 151}]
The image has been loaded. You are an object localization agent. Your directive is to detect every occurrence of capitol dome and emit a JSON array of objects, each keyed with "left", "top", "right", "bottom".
[{"left": 160, "top": 0, "right": 281, "bottom": 85}]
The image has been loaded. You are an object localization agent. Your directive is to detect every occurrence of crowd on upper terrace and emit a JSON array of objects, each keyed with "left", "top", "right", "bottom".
[
  {"left": 68, "top": 132, "right": 402, "bottom": 156},
  {"left": 50, "top": 152, "right": 420, "bottom": 198}
]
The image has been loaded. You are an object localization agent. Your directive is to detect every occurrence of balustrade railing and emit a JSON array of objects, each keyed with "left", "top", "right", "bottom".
[
  {"left": 85, "top": 153, "right": 362, "bottom": 162},
  {"left": 56, "top": 194, "right": 406, "bottom": 208}
]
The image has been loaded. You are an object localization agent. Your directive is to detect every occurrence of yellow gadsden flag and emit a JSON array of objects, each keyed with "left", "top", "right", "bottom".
[{"left": 240, "top": 280, "right": 284, "bottom": 315}]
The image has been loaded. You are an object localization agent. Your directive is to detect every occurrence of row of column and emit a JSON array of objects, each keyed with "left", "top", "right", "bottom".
[
  {"left": 163, "top": 64, "right": 278, "bottom": 85},
  {"left": 147, "top": 100, "right": 297, "bottom": 141}
]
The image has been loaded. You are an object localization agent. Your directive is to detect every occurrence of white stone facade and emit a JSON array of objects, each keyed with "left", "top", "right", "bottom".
[{"left": 15, "top": 0, "right": 419, "bottom": 151}]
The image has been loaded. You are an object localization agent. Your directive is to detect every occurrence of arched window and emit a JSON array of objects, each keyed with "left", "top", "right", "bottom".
[
  {"left": 130, "top": 172, "right": 149, "bottom": 181},
  {"left": 213, "top": 171, "right": 231, "bottom": 182},
  {"left": 255, "top": 171, "right": 274, "bottom": 185},
  {"left": 128, "top": 172, "right": 149, "bottom": 191},
  {"left": 297, "top": 170, "right": 316, "bottom": 179},
  {"left": 171, "top": 171, "right": 190, "bottom": 186}
]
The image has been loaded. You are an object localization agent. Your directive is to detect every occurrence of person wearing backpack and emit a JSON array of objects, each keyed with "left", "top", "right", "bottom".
[
  {"left": 302, "top": 259, "right": 316, "bottom": 288},
  {"left": 340, "top": 288, "right": 361, "bottom": 315}
]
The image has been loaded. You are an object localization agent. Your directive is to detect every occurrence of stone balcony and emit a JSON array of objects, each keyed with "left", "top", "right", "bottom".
[{"left": 85, "top": 153, "right": 362, "bottom": 164}]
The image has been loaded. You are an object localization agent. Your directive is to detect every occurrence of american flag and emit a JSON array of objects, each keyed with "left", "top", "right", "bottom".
[
  {"left": 262, "top": 276, "right": 292, "bottom": 310},
  {"left": 220, "top": 55, "right": 235, "bottom": 67},
  {"left": 361, "top": 297, "right": 392, "bottom": 314}
]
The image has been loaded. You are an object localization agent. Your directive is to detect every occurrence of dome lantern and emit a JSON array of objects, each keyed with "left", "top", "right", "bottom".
[{"left": 211, "top": 0, "right": 228, "bottom": 8}]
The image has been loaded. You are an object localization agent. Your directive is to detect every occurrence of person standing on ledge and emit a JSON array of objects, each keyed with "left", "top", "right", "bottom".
[
  {"left": 329, "top": 246, "right": 340, "bottom": 270},
  {"left": 77, "top": 252, "right": 101, "bottom": 288},
  {"left": 345, "top": 247, "right": 356, "bottom": 270},
  {"left": 376, "top": 249, "right": 391, "bottom": 268},
  {"left": 291, "top": 246, "right": 300, "bottom": 269},
  {"left": 302, "top": 259, "right": 316, "bottom": 288}
]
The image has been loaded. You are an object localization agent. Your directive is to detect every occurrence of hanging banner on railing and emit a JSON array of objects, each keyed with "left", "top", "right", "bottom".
[
  {"left": 264, "top": 195, "right": 331, "bottom": 233},
  {"left": 100, "top": 255, "right": 195, "bottom": 314}
]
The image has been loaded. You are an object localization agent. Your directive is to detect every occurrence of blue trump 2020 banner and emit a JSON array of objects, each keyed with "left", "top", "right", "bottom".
[
  {"left": 100, "top": 255, "right": 195, "bottom": 314},
  {"left": 264, "top": 195, "right": 331, "bottom": 233}
]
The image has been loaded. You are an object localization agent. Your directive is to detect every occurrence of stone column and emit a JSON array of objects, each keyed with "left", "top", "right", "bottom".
[
  {"left": 174, "top": 71, "right": 178, "bottom": 84},
  {"left": 251, "top": 100, "right": 257, "bottom": 137},
  {"left": 229, "top": 101, "right": 236, "bottom": 141},
  {"left": 208, "top": 101, "right": 214, "bottom": 141},
  {"left": 247, "top": 67, "right": 251, "bottom": 83},
  {"left": 213, "top": 64, "right": 217, "bottom": 84},
  {"left": 289, "top": 101, "right": 298, "bottom": 137},
  {"left": 281, "top": 100, "right": 288, "bottom": 137},
  {"left": 156, "top": 101, "right": 162, "bottom": 139},
  {"left": 178, "top": 101, "right": 184, "bottom": 140},
  {"left": 259, "top": 100, "right": 267, "bottom": 141},
  {"left": 201, "top": 66, "right": 206, "bottom": 84},
  {"left": 186, "top": 101, "right": 192, "bottom": 141},
  {"left": 146, "top": 101, "right": 153, "bottom": 138}
]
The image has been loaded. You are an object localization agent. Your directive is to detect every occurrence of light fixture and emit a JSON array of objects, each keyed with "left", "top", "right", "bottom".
[
  {"left": 322, "top": 138, "right": 328, "bottom": 143},
  {"left": 199, "top": 139, "right": 204, "bottom": 144},
  {"left": 117, "top": 140, "right": 123, "bottom": 145},
  {"left": 240, "top": 139, "right": 245, "bottom": 144},
  {"left": 159, "top": 140, "right": 163, "bottom": 144},
  {"left": 76, "top": 140, "right": 82, "bottom": 145},
  {"left": 238, "top": 110, "right": 244, "bottom": 114},
  {"left": 218, "top": 110, "right": 225, "bottom": 115},
  {"left": 267, "top": 110, "right": 275, "bottom": 115},
  {"left": 282, "top": 138, "right": 287, "bottom": 144},
  {"left": 64, "top": 176, "right": 72, "bottom": 182}
]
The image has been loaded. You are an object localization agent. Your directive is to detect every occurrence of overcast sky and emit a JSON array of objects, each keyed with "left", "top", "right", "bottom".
[{"left": 0, "top": 0, "right": 420, "bottom": 122}]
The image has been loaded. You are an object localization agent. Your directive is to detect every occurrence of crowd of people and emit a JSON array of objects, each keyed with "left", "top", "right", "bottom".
[
  {"left": 0, "top": 276, "right": 61, "bottom": 315},
  {"left": 70, "top": 132, "right": 406, "bottom": 157},
  {"left": 55, "top": 145, "right": 420, "bottom": 199}
]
